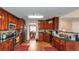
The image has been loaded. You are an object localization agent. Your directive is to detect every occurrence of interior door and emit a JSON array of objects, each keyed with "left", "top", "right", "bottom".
[{"left": 29, "top": 25, "right": 36, "bottom": 39}]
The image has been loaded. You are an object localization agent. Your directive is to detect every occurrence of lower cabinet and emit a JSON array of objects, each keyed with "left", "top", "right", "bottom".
[
  {"left": 52, "top": 37, "right": 65, "bottom": 51},
  {"left": 0, "top": 39, "right": 14, "bottom": 51},
  {"left": 52, "top": 36, "right": 79, "bottom": 51},
  {"left": 65, "top": 42, "right": 75, "bottom": 51},
  {"left": 8, "top": 39, "right": 14, "bottom": 51},
  {"left": 39, "top": 33, "right": 51, "bottom": 42},
  {"left": 39, "top": 33, "right": 44, "bottom": 41},
  {"left": 53, "top": 37, "right": 64, "bottom": 51},
  {"left": 43, "top": 33, "right": 50, "bottom": 42},
  {"left": 3, "top": 41, "right": 9, "bottom": 51},
  {"left": 0, "top": 44, "right": 4, "bottom": 51}
]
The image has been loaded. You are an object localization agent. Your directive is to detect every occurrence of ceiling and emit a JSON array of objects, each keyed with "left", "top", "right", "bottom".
[{"left": 3, "top": 7, "right": 79, "bottom": 20}]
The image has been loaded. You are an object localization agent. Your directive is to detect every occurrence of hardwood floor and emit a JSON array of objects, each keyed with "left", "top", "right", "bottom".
[
  {"left": 15, "top": 39, "right": 58, "bottom": 51},
  {"left": 28, "top": 39, "right": 52, "bottom": 51}
]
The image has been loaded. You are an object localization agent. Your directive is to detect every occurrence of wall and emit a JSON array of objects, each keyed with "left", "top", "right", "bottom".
[
  {"left": 59, "top": 8, "right": 79, "bottom": 33},
  {"left": 61, "top": 9, "right": 79, "bottom": 18},
  {"left": 72, "top": 20, "right": 79, "bottom": 33},
  {"left": 26, "top": 19, "right": 38, "bottom": 40},
  {"left": 59, "top": 18, "right": 79, "bottom": 33},
  {"left": 59, "top": 18, "right": 72, "bottom": 32}
]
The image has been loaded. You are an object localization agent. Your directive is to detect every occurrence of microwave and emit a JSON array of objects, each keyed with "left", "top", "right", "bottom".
[{"left": 8, "top": 23, "right": 16, "bottom": 30}]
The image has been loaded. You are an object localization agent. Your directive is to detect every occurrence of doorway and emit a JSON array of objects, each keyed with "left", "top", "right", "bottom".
[{"left": 29, "top": 24, "right": 37, "bottom": 40}]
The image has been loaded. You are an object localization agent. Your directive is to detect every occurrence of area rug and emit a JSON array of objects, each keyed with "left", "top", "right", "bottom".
[{"left": 15, "top": 45, "right": 29, "bottom": 51}]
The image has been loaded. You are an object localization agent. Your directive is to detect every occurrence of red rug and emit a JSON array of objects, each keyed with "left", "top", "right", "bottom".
[
  {"left": 43, "top": 47, "right": 58, "bottom": 51},
  {"left": 15, "top": 45, "right": 29, "bottom": 51}
]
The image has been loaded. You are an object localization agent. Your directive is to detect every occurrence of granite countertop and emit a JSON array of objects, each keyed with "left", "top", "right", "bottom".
[
  {"left": 0, "top": 36, "right": 17, "bottom": 44},
  {"left": 53, "top": 35, "right": 78, "bottom": 42}
]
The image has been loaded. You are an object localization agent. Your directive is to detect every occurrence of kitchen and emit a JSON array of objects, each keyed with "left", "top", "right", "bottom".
[{"left": 0, "top": 7, "right": 79, "bottom": 51}]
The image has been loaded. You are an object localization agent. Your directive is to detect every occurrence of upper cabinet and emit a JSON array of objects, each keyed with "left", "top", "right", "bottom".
[
  {"left": 38, "top": 20, "right": 53, "bottom": 30},
  {"left": 0, "top": 8, "right": 25, "bottom": 31},
  {"left": 8, "top": 14, "right": 18, "bottom": 30},
  {"left": 19, "top": 18, "right": 25, "bottom": 29},
  {"left": 16, "top": 18, "right": 25, "bottom": 31},
  {"left": 38, "top": 17, "right": 59, "bottom": 30},
  {"left": 0, "top": 8, "right": 8, "bottom": 30},
  {"left": 53, "top": 17, "right": 59, "bottom": 31}
]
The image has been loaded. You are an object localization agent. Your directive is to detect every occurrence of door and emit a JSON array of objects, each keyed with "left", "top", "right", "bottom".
[{"left": 29, "top": 25, "right": 36, "bottom": 39}]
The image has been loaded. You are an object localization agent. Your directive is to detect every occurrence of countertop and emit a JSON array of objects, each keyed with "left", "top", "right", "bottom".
[
  {"left": 53, "top": 35, "right": 79, "bottom": 42},
  {"left": 0, "top": 36, "right": 17, "bottom": 44}
]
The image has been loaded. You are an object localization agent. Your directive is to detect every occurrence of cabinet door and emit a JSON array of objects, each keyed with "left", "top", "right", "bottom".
[
  {"left": 43, "top": 33, "right": 50, "bottom": 42},
  {"left": 2, "top": 10, "right": 8, "bottom": 30},
  {"left": 16, "top": 19, "right": 19, "bottom": 30},
  {"left": 8, "top": 39, "right": 14, "bottom": 51},
  {"left": 13, "top": 17, "right": 17, "bottom": 29},
  {"left": 39, "top": 33, "right": 44, "bottom": 41},
  {"left": 19, "top": 19, "right": 24, "bottom": 29},
  {"left": 0, "top": 9, "right": 2, "bottom": 30},
  {"left": 48, "top": 20, "right": 53, "bottom": 29},
  {"left": 0, "top": 9, "right": 8, "bottom": 30},
  {"left": 2, "top": 41, "right": 9, "bottom": 51},
  {"left": 8, "top": 14, "right": 15, "bottom": 23},
  {"left": 8, "top": 14, "right": 12, "bottom": 23},
  {"left": 40, "top": 21, "right": 43, "bottom": 29},
  {"left": 65, "top": 42, "right": 75, "bottom": 51},
  {"left": 53, "top": 17, "right": 59, "bottom": 31},
  {"left": 59, "top": 39, "right": 65, "bottom": 51},
  {"left": 0, "top": 44, "right": 4, "bottom": 51}
]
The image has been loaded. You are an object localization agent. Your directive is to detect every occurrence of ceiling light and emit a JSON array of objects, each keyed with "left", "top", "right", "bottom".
[{"left": 28, "top": 15, "right": 44, "bottom": 18}]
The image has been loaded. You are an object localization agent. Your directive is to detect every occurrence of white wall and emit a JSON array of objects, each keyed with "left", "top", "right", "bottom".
[
  {"left": 59, "top": 18, "right": 79, "bottom": 33},
  {"left": 72, "top": 21, "right": 79, "bottom": 33},
  {"left": 59, "top": 8, "right": 79, "bottom": 33},
  {"left": 59, "top": 18, "right": 72, "bottom": 32},
  {"left": 61, "top": 8, "right": 79, "bottom": 18},
  {"left": 26, "top": 19, "right": 38, "bottom": 40}
]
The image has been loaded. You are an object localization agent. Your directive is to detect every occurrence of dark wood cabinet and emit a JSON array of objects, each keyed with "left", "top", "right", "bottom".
[
  {"left": 38, "top": 33, "right": 51, "bottom": 42},
  {"left": 52, "top": 37, "right": 65, "bottom": 51},
  {"left": 38, "top": 17, "right": 59, "bottom": 42},
  {"left": 65, "top": 42, "right": 75, "bottom": 51},
  {"left": 8, "top": 14, "right": 16, "bottom": 24},
  {"left": 38, "top": 20, "right": 53, "bottom": 30},
  {"left": 38, "top": 20, "right": 44, "bottom": 29},
  {"left": 0, "top": 44, "right": 4, "bottom": 51},
  {"left": 39, "top": 33, "right": 44, "bottom": 41},
  {"left": 0, "top": 39, "right": 14, "bottom": 51},
  {"left": 51, "top": 36, "right": 79, "bottom": 51},
  {"left": 0, "top": 8, "right": 21, "bottom": 31},
  {"left": 0, "top": 8, "right": 26, "bottom": 51},
  {"left": 43, "top": 33, "right": 50, "bottom": 42},
  {"left": 3, "top": 40, "right": 9, "bottom": 51},
  {"left": 16, "top": 19, "right": 20, "bottom": 30},
  {"left": 53, "top": 17, "right": 59, "bottom": 31},
  {"left": 8, "top": 39, "right": 14, "bottom": 51},
  {"left": 0, "top": 8, "right": 8, "bottom": 30}
]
